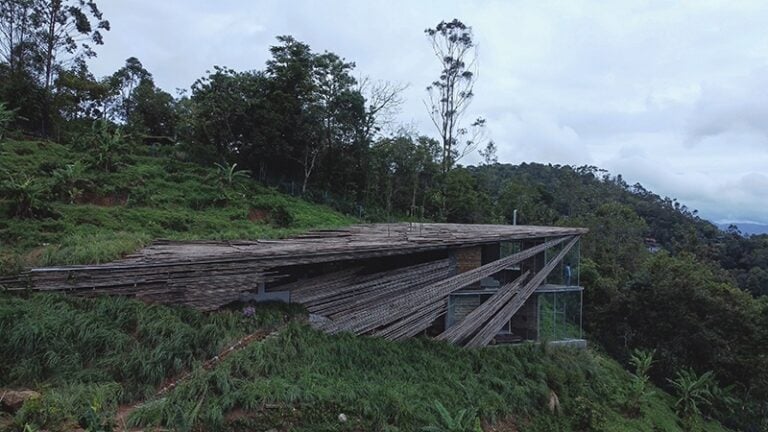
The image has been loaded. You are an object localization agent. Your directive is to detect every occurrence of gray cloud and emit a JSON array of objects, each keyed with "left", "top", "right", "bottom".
[{"left": 89, "top": 0, "right": 768, "bottom": 224}]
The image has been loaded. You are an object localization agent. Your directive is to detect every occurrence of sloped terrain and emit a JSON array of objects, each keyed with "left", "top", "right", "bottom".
[
  {"left": 0, "top": 139, "right": 352, "bottom": 274},
  {"left": 0, "top": 293, "right": 729, "bottom": 432}
]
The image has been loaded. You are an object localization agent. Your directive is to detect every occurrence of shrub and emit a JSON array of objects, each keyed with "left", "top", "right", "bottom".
[
  {"left": 0, "top": 101, "right": 16, "bottom": 140},
  {"left": 668, "top": 368, "right": 714, "bottom": 429},
  {"left": 421, "top": 401, "right": 482, "bottom": 432},
  {"left": 214, "top": 161, "right": 250, "bottom": 187},
  {"left": 624, "top": 349, "right": 655, "bottom": 417},
  {"left": 52, "top": 161, "right": 89, "bottom": 203},
  {"left": 571, "top": 396, "right": 607, "bottom": 431},
  {"left": 0, "top": 172, "right": 51, "bottom": 219},
  {"left": 268, "top": 204, "right": 295, "bottom": 228},
  {"left": 83, "top": 121, "right": 127, "bottom": 173}
]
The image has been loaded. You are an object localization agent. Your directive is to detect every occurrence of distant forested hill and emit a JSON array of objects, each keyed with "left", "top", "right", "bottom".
[
  {"left": 718, "top": 222, "right": 768, "bottom": 236},
  {"left": 460, "top": 162, "right": 768, "bottom": 429},
  {"left": 463, "top": 162, "right": 768, "bottom": 298}
]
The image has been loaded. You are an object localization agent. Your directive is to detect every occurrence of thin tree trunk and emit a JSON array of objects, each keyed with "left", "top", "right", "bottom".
[{"left": 410, "top": 174, "right": 418, "bottom": 217}]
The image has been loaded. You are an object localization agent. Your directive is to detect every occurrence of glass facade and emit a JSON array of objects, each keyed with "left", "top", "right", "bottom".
[
  {"left": 446, "top": 238, "right": 585, "bottom": 344},
  {"left": 544, "top": 238, "right": 581, "bottom": 287},
  {"left": 536, "top": 290, "right": 583, "bottom": 340}
]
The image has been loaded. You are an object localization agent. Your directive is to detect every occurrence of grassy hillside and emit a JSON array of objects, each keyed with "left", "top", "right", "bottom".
[
  {"left": 0, "top": 139, "right": 352, "bottom": 274},
  {"left": 0, "top": 293, "right": 729, "bottom": 432},
  {"left": 0, "top": 140, "right": 731, "bottom": 431}
]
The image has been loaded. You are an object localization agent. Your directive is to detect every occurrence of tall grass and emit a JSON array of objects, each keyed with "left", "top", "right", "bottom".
[
  {"left": 0, "top": 293, "right": 301, "bottom": 431},
  {"left": 0, "top": 293, "right": 730, "bottom": 432},
  {"left": 128, "top": 323, "right": 728, "bottom": 432}
]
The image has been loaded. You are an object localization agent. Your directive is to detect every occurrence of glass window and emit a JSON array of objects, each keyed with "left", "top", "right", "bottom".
[{"left": 537, "top": 290, "right": 582, "bottom": 341}]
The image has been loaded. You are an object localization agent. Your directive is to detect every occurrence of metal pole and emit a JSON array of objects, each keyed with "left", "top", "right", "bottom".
[
  {"left": 513, "top": 209, "right": 517, "bottom": 225},
  {"left": 579, "top": 290, "right": 583, "bottom": 339},
  {"left": 553, "top": 293, "right": 557, "bottom": 340},
  {"left": 537, "top": 294, "right": 541, "bottom": 341}
]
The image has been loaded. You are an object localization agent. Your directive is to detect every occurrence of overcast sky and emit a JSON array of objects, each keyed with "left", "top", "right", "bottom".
[{"left": 89, "top": 0, "right": 768, "bottom": 225}]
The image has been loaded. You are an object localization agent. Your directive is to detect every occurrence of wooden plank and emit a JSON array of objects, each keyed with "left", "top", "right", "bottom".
[
  {"left": 436, "top": 272, "right": 529, "bottom": 344},
  {"left": 323, "top": 236, "right": 572, "bottom": 335},
  {"left": 464, "top": 236, "right": 580, "bottom": 348}
]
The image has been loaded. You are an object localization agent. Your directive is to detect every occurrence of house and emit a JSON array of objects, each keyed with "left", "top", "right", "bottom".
[
  {"left": 644, "top": 237, "right": 661, "bottom": 253},
  {"left": 1, "top": 223, "right": 587, "bottom": 347}
]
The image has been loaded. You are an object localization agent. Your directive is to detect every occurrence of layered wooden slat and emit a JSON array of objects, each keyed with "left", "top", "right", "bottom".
[
  {"left": 0, "top": 223, "right": 586, "bottom": 347},
  {"left": 464, "top": 236, "right": 580, "bottom": 347},
  {"left": 322, "top": 236, "right": 572, "bottom": 335},
  {"left": 436, "top": 272, "right": 529, "bottom": 344}
]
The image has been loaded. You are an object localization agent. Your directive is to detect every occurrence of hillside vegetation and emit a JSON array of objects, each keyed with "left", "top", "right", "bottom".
[
  {"left": 0, "top": 139, "right": 738, "bottom": 432},
  {"left": 0, "top": 293, "right": 729, "bottom": 432},
  {"left": 0, "top": 137, "right": 352, "bottom": 274}
]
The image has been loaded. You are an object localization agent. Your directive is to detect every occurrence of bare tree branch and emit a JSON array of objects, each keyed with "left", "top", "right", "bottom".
[{"left": 423, "top": 19, "right": 486, "bottom": 173}]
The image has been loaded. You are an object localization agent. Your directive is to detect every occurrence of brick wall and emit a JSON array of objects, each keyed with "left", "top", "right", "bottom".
[{"left": 454, "top": 246, "right": 482, "bottom": 273}]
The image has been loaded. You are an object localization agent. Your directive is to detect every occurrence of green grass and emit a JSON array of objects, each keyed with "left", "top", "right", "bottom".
[
  {"left": 127, "top": 325, "right": 727, "bottom": 432},
  {"left": 0, "top": 139, "right": 353, "bottom": 273},
  {"left": 0, "top": 293, "right": 303, "bottom": 431},
  {"left": 0, "top": 293, "right": 729, "bottom": 432}
]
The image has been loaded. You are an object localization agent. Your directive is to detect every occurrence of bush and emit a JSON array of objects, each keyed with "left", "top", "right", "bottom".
[
  {"left": 52, "top": 161, "right": 90, "bottom": 203},
  {"left": 82, "top": 121, "right": 127, "bottom": 173},
  {"left": 422, "top": 401, "right": 482, "bottom": 432},
  {"left": 214, "top": 161, "right": 250, "bottom": 202},
  {"left": 268, "top": 204, "right": 295, "bottom": 228},
  {"left": 624, "top": 349, "right": 655, "bottom": 417},
  {"left": 0, "top": 172, "right": 51, "bottom": 219},
  {"left": 0, "top": 101, "right": 15, "bottom": 140}
]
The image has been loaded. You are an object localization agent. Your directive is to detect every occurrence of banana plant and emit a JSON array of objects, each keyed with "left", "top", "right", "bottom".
[{"left": 421, "top": 401, "right": 482, "bottom": 432}]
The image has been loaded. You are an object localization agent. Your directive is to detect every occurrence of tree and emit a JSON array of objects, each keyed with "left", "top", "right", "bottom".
[
  {"left": 571, "top": 202, "right": 648, "bottom": 280},
  {"left": 0, "top": 0, "right": 36, "bottom": 74},
  {"left": 497, "top": 180, "right": 558, "bottom": 225},
  {"left": 424, "top": 19, "right": 485, "bottom": 174},
  {"left": 126, "top": 78, "right": 177, "bottom": 138},
  {"left": 33, "top": 0, "right": 110, "bottom": 133},
  {"left": 357, "top": 77, "right": 406, "bottom": 141},
  {"left": 0, "top": 101, "right": 16, "bottom": 139},
  {"left": 442, "top": 167, "right": 489, "bottom": 223},
  {"left": 614, "top": 253, "right": 768, "bottom": 390},
  {"left": 478, "top": 140, "right": 497, "bottom": 165},
  {"left": 0, "top": 0, "right": 44, "bottom": 133},
  {"left": 33, "top": 0, "right": 110, "bottom": 92},
  {"left": 309, "top": 51, "right": 365, "bottom": 194},
  {"left": 367, "top": 133, "right": 440, "bottom": 219},
  {"left": 53, "top": 60, "right": 110, "bottom": 122},
  {"left": 190, "top": 66, "right": 266, "bottom": 162},
  {"left": 266, "top": 36, "right": 366, "bottom": 194},
  {"left": 108, "top": 57, "right": 151, "bottom": 122},
  {"left": 265, "top": 36, "right": 318, "bottom": 189}
]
